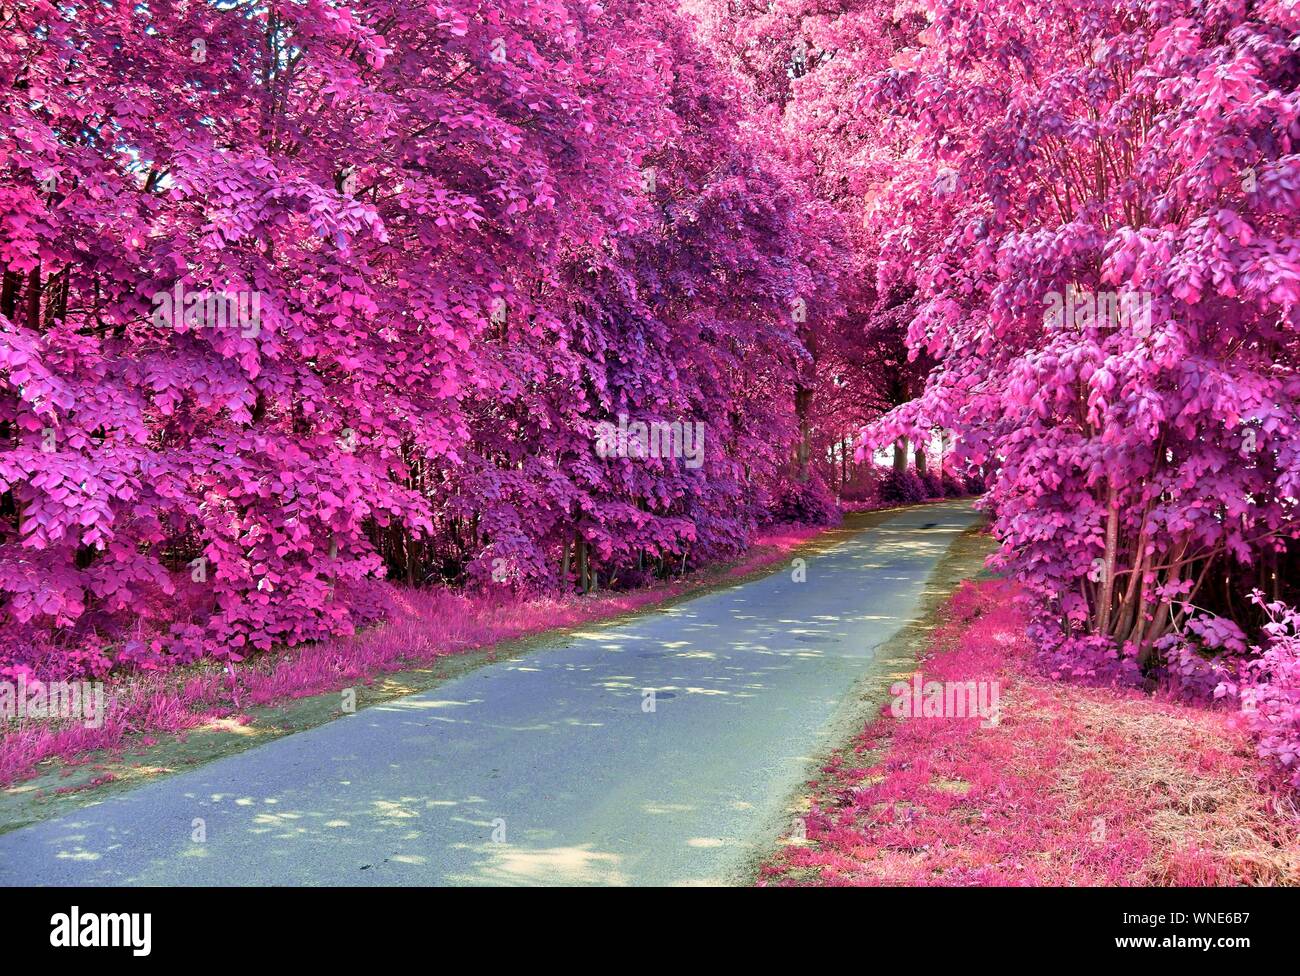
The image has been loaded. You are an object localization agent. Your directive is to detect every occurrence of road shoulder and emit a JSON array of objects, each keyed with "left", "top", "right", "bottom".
[{"left": 735, "top": 519, "right": 996, "bottom": 884}]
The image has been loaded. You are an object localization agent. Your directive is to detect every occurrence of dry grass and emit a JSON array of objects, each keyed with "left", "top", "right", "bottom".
[
  {"left": 761, "top": 579, "right": 1300, "bottom": 887},
  {"left": 1043, "top": 683, "right": 1300, "bottom": 885}
]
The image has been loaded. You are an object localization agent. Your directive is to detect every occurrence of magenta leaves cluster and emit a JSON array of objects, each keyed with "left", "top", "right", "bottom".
[{"left": 0, "top": 0, "right": 850, "bottom": 680}]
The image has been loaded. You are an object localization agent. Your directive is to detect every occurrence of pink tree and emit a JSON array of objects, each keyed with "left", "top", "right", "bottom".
[
  {"left": 0, "top": 0, "right": 849, "bottom": 678},
  {"left": 859, "top": 0, "right": 1300, "bottom": 685},
  {"left": 691, "top": 0, "right": 942, "bottom": 496}
]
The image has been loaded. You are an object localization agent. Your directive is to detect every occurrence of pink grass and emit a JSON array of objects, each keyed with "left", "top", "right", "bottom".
[{"left": 760, "top": 579, "right": 1300, "bottom": 887}]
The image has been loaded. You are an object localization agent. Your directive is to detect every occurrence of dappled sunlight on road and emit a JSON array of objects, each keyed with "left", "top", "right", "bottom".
[
  {"left": 0, "top": 501, "right": 984, "bottom": 887},
  {"left": 446, "top": 843, "right": 628, "bottom": 887}
]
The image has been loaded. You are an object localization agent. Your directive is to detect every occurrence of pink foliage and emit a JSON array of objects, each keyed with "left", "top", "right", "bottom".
[
  {"left": 850, "top": 0, "right": 1300, "bottom": 775},
  {"left": 6, "top": 0, "right": 1295, "bottom": 812},
  {"left": 1205, "top": 592, "right": 1300, "bottom": 788},
  {"left": 0, "top": 0, "right": 852, "bottom": 679}
]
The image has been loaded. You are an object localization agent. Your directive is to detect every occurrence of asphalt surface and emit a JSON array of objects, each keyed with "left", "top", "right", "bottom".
[{"left": 0, "top": 500, "right": 981, "bottom": 886}]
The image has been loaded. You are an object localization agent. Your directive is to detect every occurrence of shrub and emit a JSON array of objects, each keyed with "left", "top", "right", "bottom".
[
  {"left": 940, "top": 472, "right": 967, "bottom": 497},
  {"left": 769, "top": 474, "right": 843, "bottom": 526},
  {"left": 878, "top": 469, "right": 927, "bottom": 506}
]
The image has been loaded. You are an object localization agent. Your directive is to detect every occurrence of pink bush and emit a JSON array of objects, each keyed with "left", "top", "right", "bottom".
[
  {"left": 877, "top": 469, "right": 928, "bottom": 506},
  {"left": 1201, "top": 593, "right": 1300, "bottom": 789}
]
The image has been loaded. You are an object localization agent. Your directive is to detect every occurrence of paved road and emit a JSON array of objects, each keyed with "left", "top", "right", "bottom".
[{"left": 0, "top": 501, "right": 980, "bottom": 886}]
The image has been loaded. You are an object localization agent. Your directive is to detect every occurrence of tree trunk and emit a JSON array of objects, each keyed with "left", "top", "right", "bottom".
[
  {"left": 893, "top": 435, "right": 909, "bottom": 474},
  {"left": 25, "top": 265, "right": 41, "bottom": 332},
  {"left": 795, "top": 385, "right": 813, "bottom": 482},
  {"left": 0, "top": 268, "right": 18, "bottom": 322},
  {"left": 1096, "top": 486, "right": 1120, "bottom": 635},
  {"left": 404, "top": 530, "right": 417, "bottom": 586}
]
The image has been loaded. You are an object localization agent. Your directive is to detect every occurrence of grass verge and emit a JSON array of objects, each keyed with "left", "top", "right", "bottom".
[{"left": 756, "top": 575, "right": 1300, "bottom": 886}]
